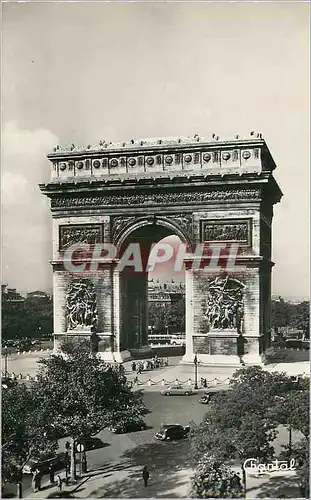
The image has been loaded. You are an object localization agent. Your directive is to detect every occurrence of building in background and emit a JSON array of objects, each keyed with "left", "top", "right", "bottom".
[
  {"left": 26, "top": 290, "right": 51, "bottom": 300},
  {"left": 2, "top": 285, "right": 25, "bottom": 303},
  {"left": 148, "top": 279, "right": 185, "bottom": 304}
]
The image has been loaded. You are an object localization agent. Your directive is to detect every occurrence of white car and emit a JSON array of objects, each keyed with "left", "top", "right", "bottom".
[
  {"left": 161, "top": 384, "right": 198, "bottom": 396},
  {"left": 169, "top": 335, "right": 185, "bottom": 346}
]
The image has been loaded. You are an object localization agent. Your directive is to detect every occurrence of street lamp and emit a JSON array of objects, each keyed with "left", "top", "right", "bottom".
[
  {"left": 4, "top": 345, "right": 8, "bottom": 375},
  {"left": 194, "top": 353, "right": 198, "bottom": 389},
  {"left": 38, "top": 326, "right": 42, "bottom": 349}
]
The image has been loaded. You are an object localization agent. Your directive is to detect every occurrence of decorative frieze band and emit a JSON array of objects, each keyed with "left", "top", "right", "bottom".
[
  {"left": 52, "top": 147, "right": 261, "bottom": 178},
  {"left": 51, "top": 189, "right": 261, "bottom": 210}
]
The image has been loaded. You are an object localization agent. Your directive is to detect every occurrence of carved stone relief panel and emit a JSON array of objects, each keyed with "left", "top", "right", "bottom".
[
  {"left": 200, "top": 219, "right": 251, "bottom": 246},
  {"left": 110, "top": 216, "right": 138, "bottom": 244},
  {"left": 59, "top": 224, "right": 103, "bottom": 250},
  {"left": 164, "top": 213, "right": 193, "bottom": 243},
  {"left": 110, "top": 213, "right": 194, "bottom": 246}
]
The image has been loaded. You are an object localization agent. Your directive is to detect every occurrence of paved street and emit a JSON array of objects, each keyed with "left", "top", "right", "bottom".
[
  {"left": 2, "top": 389, "right": 304, "bottom": 498},
  {"left": 2, "top": 353, "right": 307, "bottom": 498}
]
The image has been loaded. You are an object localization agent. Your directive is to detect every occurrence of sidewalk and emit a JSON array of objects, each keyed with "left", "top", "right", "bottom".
[
  {"left": 124, "top": 359, "right": 310, "bottom": 390},
  {"left": 30, "top": 461, "right": 193, "bottom": 498},
  {"left": 2, "top": 352, "right": 309, "bottom": 389},
  {"left": 29, "top": 462, "right": 302, "bottom": 499}
]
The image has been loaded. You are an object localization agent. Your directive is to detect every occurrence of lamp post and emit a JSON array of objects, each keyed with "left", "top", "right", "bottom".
[
  {"left": 194, "top": 353, "right": 198, "bottom": 389},
  {"left": 288, "top": 423, "right": 292, "bottom": 457},
  {"left": 4, "top": 345, "right": 8, "bottom": 375},
  {"left": 38, "top": 326, "right": 42, "bottom": 349}
]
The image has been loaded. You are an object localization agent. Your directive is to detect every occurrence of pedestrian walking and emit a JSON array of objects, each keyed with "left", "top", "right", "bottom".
[
  {"left": 32, "top": 469, "right": 41, "bottom": 492},
  {"left": 237, "top": 333, "right": 247, "bottom": 365},
  {"left": 57, "top": 474, "right": 62, "bottom": 492},
  {"left": 32, "top": 469, "right": 38, "bottom": 493},
  {"left": 142, "top": 465, "right": 150, "bottom": 487},
  {"left": 230, "top": 472, "right": 242, "bottom": 490},
  {"left": 37, "top": 470, "right": 42, "bottom": 491},
  {"left": 132, "top": 361, "right": 136, "bottom": 372},
  {"left": 49, "top": 464, "right": 55, "bottom": 485}
]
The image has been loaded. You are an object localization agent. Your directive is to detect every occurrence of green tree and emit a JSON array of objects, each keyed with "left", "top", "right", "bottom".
[
  {"left": 291, "top": 301, "right": 310, "bottom": 339},
  {"left": 269, "top": 388, "right": 309, "bottom": 439},
  {"left": 190, "top": 454, "right": 244, "bottom": 498},
  {"left": 148, "top": 297, "right": 185, "bottom": 334},
  {"left": 271, "top": 298, "right": 292, "bottom": 328},
  {"left": 189, "top": 366, "right": 304, "bottom": 495},
  {"left": 35, "top": 339, "right": 146, "bottom": 479},
  {"left": 2, "top": 382, "right": 57, "bottom": 495},
  {"left": 1, "top": 293, "right": 53, "bottom": 340}
]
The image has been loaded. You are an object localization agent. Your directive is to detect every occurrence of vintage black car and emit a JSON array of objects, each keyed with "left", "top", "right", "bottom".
[
  {"left": 110, "top": 418, "right": 147, "bottom": 434},
  {"left": 23, "top": 452, "right": 66, "bottom": 474},
  {"left": 199, "top": 393, "right": 211, "bottom": 404},
  {"left": 199, "top": 385, "right": 231, "bottom": 404},
  {"left": 154, "top": 424, "right": 190, "bottom": 441}
]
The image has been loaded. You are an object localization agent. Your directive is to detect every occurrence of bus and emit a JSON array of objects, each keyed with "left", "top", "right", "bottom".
[
  {"left": 148, "top": 334, "right": 186, "bottom": 346},
  {"left": 148, "top": 334, "right": 171, "bottom": 345}
]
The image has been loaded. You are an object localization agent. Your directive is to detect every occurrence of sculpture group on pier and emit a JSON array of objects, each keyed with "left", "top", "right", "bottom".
[
  {"left": 205, "top": 276, "right": 245, "bottom": 332},
  {"left": 66, "top": 279, "right": 98, "bottom": 331}
]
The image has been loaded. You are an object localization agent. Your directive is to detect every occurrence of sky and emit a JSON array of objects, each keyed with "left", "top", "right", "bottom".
[{"left": 1, "top": 1, "right": 309, "bottom": 298}]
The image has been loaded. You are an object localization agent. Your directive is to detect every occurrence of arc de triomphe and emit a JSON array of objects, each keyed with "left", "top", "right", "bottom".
[{"left": 40, "top": 134, "right": 282, "bottom": 365}]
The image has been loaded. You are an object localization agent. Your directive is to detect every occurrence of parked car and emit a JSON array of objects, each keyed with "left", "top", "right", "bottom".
[
  {"left": 23, "top": 452, "right": 66, "bottom": 474},
  {"left": 199, "top": 393, "right": 211, "bottom": 404},
  {"left": 155, "top": 424, "right": 190, "bottom": 441},
  {"left": 161, "top": 384, "right": 198, "bottom": 396},
  {"left": 198, "top": 386, "right": 231, "bottom": 404},
  {"left": 1, "top": 377, "right": 16, "bottom": 389},
  {"left": 110, "top": 418, "right": 147, "bottom": 434},
  {"left": 75, "top": 437, "right": 104, "bottom": 452}
]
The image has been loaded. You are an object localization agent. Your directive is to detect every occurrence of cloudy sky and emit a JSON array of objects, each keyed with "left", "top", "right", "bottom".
[{"left": 2, "top": 1, "right": 309, "bottom": 298}]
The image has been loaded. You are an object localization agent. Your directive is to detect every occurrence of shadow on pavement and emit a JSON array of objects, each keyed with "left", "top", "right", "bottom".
[
  {"left": 85, "top": 460, "right": 133, "bottom": 477},
  {"left": 122, "top": 439, "right": 192, "bottom": 470},
  {"left": 247, "top": 474, "right": 300, "bottom": 498},
  {"left": 46, "top": 492, "right": 75, "bottom": 498},
  {"left": 89, "top": 439, "right": 192, "bottom": 498}
]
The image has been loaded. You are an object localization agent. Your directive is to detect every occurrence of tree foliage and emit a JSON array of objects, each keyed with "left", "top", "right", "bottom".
[
  {"left": 190, "top": 454, "right": 244, "bottom": 498},
  {"left": 2, "top": 382, "right": 57, "bottom": 483},
  {"left": 268, "top": 388, "right": 309, "bottom": 438},
  {"left": 35, "top": 339, "right": 146, "bottom": 441},
  {"left": 1, "top": 295, "right": 53, "bottom": 340},
  {"left": 189, "top": 366, "right": 310, "bottom": 495},
  {"left": 271, "top": 299, "right": 309, "bottom": 337},
  {"left": 148, "top": 297, "right": 185, "bottom": 333}
]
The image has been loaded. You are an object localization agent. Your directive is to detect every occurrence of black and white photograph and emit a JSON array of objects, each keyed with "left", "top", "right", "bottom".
[{"left": 1, "top": 1, "right": 309, "bottom": 499}]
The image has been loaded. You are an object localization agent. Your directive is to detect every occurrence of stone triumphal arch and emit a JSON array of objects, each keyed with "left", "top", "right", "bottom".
[{"left": 40, "top": 134, "right": 282, "bottom": 365}]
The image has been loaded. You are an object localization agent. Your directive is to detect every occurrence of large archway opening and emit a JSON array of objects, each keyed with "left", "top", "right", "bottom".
[
  {"left": 117, "top": 223, "right": 186, "bottom": 352},
  {"left": 148, "top": 235, "right": 185, "bottom": 344}
]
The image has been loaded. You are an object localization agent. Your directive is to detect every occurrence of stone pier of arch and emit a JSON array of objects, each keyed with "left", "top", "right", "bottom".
[{"left": 40, "top": 134, "right": 282, "bottom": 366}]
